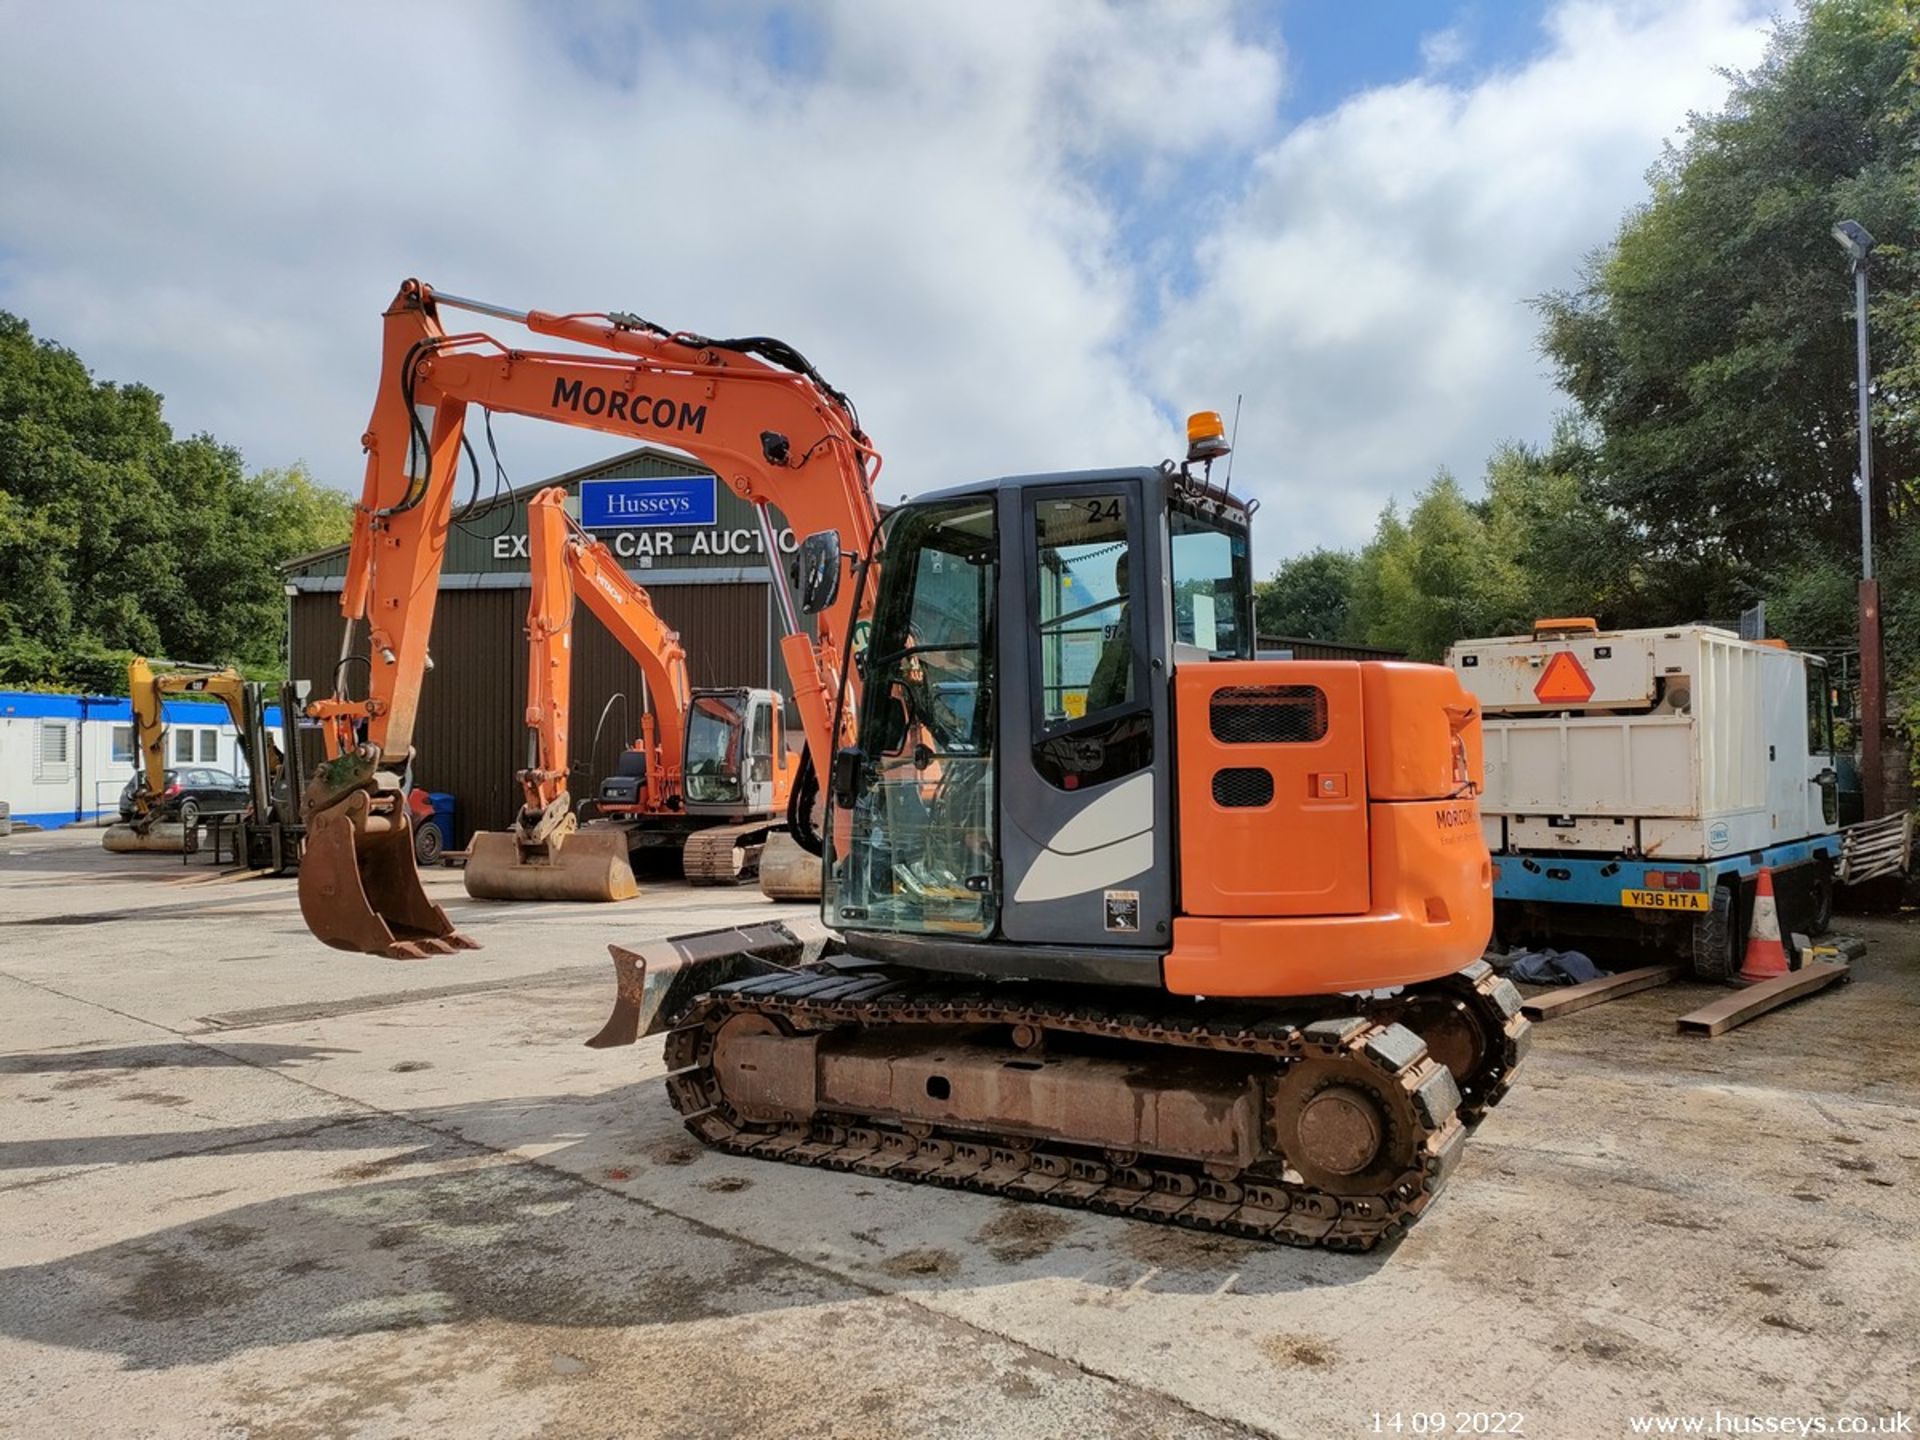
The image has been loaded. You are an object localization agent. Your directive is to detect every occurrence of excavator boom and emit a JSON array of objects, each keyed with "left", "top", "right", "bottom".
[{"left": 299, "top": 280, "right": 880, "bottom": 953}]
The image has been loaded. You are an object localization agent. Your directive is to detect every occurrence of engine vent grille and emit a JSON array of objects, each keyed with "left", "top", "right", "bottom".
[
  {"left": 1209, "top": 685, "right": 1328, "bottom": 744},
  {"left": 1211, "top": 767, "right": 1275, "bottom": 808}
]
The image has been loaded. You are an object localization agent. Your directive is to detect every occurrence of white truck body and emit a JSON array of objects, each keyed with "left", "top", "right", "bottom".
[{"left": 1448, "top": 625, "right": 1834, "bottom": 862}]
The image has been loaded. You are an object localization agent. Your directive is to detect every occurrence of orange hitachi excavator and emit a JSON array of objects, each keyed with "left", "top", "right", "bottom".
[
  {"left": 298, "top": 279, "right": 879, "bottom": 958},
  {"left": 461, "top": 486, "right": 797, "bottom": 901},
  {"left": 586, "top": 412, "right": 1532, "bottom": 1250},
  {"left": 304, "top": 281, "right": 1528, "bottom": 1249}
]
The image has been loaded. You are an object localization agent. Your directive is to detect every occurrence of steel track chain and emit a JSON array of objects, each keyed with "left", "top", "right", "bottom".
[
  {"left": 660, "top": 970, "right": 1496, "bottom": 1251},
  {"left": 1363, "top": 960, "right": 1531, "bottom": 1124},
  {"left": 682, "top": 823, "right": 769, "bottom": 886}
]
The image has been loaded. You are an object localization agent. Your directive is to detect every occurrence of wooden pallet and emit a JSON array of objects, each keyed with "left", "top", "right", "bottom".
[
  {"left": 1519, "top": 965, "right": 1680, "bottom": 1022},
  {"left": 1675, "top": 961, "right": 1850, "bottom": 1037}
]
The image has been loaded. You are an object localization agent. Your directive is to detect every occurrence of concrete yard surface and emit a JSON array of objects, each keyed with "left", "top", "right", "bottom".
[{"left": 1, "top": 828, "right": 1916, "bottom": 1439}]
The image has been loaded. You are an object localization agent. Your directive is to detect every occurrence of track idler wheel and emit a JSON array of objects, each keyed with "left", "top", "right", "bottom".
[{"left": 1272, "top": 1053, "right": 1422, "bottom": 1197}]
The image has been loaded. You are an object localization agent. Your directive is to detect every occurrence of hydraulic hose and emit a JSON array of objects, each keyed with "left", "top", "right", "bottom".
[{"left": 787, "top": 744, "right": 822, "bottom": 856}]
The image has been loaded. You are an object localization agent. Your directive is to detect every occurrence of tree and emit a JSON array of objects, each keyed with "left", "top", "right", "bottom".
[
  {"left": 1248, "top": 2, "right": 1920, "bottom": 778},
  {"left": 1255, "top": 548, "right": 1358, "bottom": 640},
  {"left": 1286, "top": 442, "right": 1657, "bottom": 661},
  {"left": 1343, "top": 473, "right": 1537, "bottom": 660},
  {"left": 0, "top": 312, "right": 351, "bottom": 690},
  {"left": 1535, "top": 0, "right": 1919, "bottom": 619}
]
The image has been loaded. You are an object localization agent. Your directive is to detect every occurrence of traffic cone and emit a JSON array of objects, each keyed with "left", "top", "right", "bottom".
[{"left": 1736, "top": 868, "right": 1789, "bottom": 983}]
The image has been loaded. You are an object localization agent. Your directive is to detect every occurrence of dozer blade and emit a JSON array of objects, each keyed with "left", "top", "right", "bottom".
[
  {"left": 463, "top": 827, "right": 639, "bottom": 903},
  {"left": 586, "top": 916, "right": 841, "bottom": 1048},
  {"left": 757, "top": 829, "right": 822, "bottom": 902},
  {"left": 102, "top": 822, "right": 187, "bottom": 854},
  {"left": 298, "top": 792, "right": 477, "bottom": 959}
]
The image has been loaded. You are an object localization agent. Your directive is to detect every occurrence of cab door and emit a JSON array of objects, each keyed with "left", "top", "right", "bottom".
[
  {"left": 998, "top": 473, "right": 1171, "bottom": 947},
  {"left": 744, "top": 692, "right": 777, "bottom": 815}
]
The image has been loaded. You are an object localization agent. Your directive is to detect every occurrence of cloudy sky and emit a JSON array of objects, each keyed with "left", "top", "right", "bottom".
[{"left": 0, "top": 0, "right": 1776, "bottom": 569}]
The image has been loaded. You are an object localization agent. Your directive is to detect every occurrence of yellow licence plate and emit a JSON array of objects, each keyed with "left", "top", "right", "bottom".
[{"left": 1620, "top": 888, "right": 1710, "bottom": 912}]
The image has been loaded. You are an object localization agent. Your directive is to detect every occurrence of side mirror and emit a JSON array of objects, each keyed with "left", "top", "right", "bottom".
[
  {"left": 796, "top": 531, "right": 842, "bottom": 614},
  {"left": 830, "top": 745, "right": 864, "bottom": 808}
]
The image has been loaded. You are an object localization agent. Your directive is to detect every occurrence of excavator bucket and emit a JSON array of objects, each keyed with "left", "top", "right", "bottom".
[
  {"left": 299, "top": 789, "right": 477, "bottom": 959},
  {"left": 463, "top": 826, "right": 640, "bottom": 903},
  {"left": 102, "top": 821, "right": 187, "bottom": 854},
  {"left": 757, "top": 829, "right": 823, "bottom": 901},
  {"left": 586, "top": 916, "right": 842, "bottom": 1048}
]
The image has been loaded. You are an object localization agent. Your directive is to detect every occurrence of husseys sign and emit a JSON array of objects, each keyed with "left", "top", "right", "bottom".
[
  {"left": 488, "top": 477, "right": 796, "bottom": 562},
  {"left": 581, "top": 477, "right": 717, "bottom": 529}
]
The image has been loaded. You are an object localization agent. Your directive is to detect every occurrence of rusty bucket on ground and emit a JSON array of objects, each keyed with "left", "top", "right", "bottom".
[
  {"left": 757, "top": 829, "right": 823, "bottom": 901},
  {"left": 463, "top": 824, "right": 639, "bottom": 903},
  {"left": 298, "top": 786, "right": 476, "bottom": 958}
]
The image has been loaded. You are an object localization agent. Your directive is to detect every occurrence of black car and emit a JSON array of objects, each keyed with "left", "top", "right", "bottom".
[{"left": 118, "top": 768, "right": 251, "bottom": 826}]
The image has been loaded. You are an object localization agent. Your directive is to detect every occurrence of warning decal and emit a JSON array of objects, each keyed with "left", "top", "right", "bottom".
[
  {"left": 1533, "top": 650, "right": 1595, "bottom": 705},
  {"left": 1103, "top": 890, "right": 1140, "bottom": 933}
]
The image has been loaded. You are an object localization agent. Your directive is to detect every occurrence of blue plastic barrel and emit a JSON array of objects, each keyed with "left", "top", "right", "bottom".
[{"left": 427, "top": 791, "right": 457, "bottom": 848}]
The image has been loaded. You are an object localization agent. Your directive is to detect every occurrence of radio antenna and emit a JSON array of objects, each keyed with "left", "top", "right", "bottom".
[{"left": 1224, "top": 394, "right": 1243, "bottom": 493}]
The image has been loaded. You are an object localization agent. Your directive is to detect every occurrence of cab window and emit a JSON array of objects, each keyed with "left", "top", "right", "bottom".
[
  {"left": 1033, "top": 493, "right": 1137, "bottom": 727},
  {"left": 1170, "top": 507, "right": 1253, "bottom": 658},
  {"left": 1806, "top": 661, "right": 1834, "bottom": 755}
]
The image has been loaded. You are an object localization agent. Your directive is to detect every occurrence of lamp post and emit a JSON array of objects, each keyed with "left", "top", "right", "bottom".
[{"left": 1831, "top": 218, "right": 1882, "bottom": 818}]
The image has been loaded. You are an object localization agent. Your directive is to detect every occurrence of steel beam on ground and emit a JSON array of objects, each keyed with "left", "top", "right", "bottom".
[
  {"left": 1675, "top": 962, "right": 1850, "bottom": 1037},
  {"left": 1519, "top": 965, "right": 1680, "bottom": 1022}
]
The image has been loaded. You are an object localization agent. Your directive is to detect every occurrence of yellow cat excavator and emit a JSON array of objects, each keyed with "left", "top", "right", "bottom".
[
  {"left": 104, "top": 658, "right": 272, "bottom": 854},
  {"left": 461, "top": 486, "right": 798, "bottom": 901}
]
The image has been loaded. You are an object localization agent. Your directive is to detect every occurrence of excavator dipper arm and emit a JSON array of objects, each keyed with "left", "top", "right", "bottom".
[{"left": 300, "top": 280, "right": 880, "bottom": 955}]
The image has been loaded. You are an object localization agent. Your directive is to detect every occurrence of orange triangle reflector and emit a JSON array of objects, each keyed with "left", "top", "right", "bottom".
[{"left": 1534, "top": 650, "right": 1594, "bottom": 704}]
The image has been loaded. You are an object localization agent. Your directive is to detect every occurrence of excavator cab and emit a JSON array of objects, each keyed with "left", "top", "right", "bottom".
[
  {"left": 683, "top": 688, "right": 782, "bottom": 817},
  {"left": 821, "top": 463, "right": 1492, "bottom": 989}
]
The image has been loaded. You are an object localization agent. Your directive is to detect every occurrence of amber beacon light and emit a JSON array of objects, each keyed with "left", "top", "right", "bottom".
[{"left": 1186, "top": 409, "right": 1230, "bottom": 463}]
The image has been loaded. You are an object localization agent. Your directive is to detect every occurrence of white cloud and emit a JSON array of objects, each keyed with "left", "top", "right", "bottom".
[
  {"left": 0, "top": 0, "right": 1774, "bottom": 571},
  {"left": 1151, "top": 0, "right": 1775, "bottom": 559},
  {"left": 1421, "top": 26, "right": 1470, "bottom": 72},
  {"left": 0, "top": 0, "right": 1279, "bottom": 502}
]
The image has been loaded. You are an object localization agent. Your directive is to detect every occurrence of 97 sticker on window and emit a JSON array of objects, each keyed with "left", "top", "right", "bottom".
[
  {"left": 1620, "top": 888, "right": 1710, "bottom": 912},
  {"left": 1104, "top": 890, "right": 1140, "bottom": 933}
]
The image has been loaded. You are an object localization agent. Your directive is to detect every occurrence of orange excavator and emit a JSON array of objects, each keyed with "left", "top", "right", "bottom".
[
  {"left": 298, "top": 279, "right": 878, "bottom": 957},
  {"left": 462, "top": 486, "right": 797, "bottom": 901},
  {"left": 586, "top": 413, "right": 1532, "bottom": 1249},
  {"left": 303, "top": 281, "right": 1528, "bottom": 1249}
]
